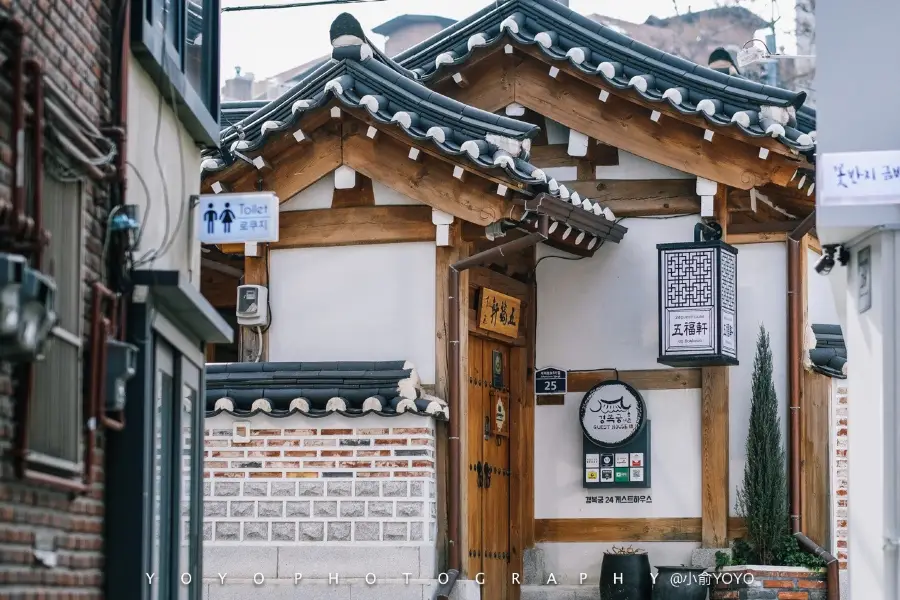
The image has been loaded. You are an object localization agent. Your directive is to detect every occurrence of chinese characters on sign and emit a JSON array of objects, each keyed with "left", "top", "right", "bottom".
[
  {"left": 198, "top": 192, "right": 280, "bottom": 244},
  {"left": 657, "top": 242, "right": 738, "bottom": 367},
  {"left": 585, "top": 495, "right": 652, "bottom": 504},
  {"left": 477, "top": 288, "right": 521, "bottom": 338},
  {"left": 820, "top": 151, "right": 900, "bottom": 204}
]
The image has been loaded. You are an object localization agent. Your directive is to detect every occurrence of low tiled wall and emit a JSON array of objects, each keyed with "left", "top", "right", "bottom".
[
  {"left": 203, "top": 413, "right": 437, "bottom": 545},
  {"left": 709, "top": 566, "right": 826, "bottom": 600}
]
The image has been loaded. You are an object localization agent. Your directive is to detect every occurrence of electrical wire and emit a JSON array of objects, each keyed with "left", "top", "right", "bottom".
[{"left": 222, "top": 0, "right": 388, "bottom": 12}]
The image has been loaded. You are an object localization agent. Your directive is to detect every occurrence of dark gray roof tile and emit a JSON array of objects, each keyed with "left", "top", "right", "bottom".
[{"left": 809, "top": 324, "right": 847, "bottom": 379}]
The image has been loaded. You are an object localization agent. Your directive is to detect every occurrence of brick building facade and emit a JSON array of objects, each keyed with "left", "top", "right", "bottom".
[{"left": 0, "top": 0, "right": 111, "bottom": 597}]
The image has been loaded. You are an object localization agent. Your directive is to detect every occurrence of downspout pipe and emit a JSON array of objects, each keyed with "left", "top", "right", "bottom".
[
  {"left": 438, "top": 214, "right": 549, "bottom": 600},
  {"left": 794, "top": 532, "right": 839, "bottom": 600},
  {"left": 787, "top": 210, "right": 816, "bottom": 536}
]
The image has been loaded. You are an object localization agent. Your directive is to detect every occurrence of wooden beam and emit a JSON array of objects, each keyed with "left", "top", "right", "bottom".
[
  {"left": 800, "top": 370, "right": 832, "bottom": 548},
  {"left": 432, "top": 49, "right": 516, "bottom": 114},
  {"left": 272, "top": 205, "right": 435, "bottom": 249},
  {"left": 535, "top": 517, "right": 747, "bottom": 543},
  {"left": 715, "top": 184, "right": 729, "bottom": 239},
  {"left": 729, "top": 220, "right": 802, "bottom": 235},
  {"left": 530, "top": 143, "right": 618, "bottom": 169},
  {"left": 341, "top": 122, "right": 515, "bottom": 227},
  {"left": 331, "top": 174, "right": 375, "bottom": 208},
  {"left": 508, "top": 46, "right": 809, "bottom": 166},
  {"left": 243, "top": 244, "right": 269, "bottom": 361},
  {"left": 808, "top": 234, "right": 822, "bottom": 255},
  {"left": 568, "top": 368, "right": 701, "bottom": 392},
  {"left": 512, "top": 57, "right": 784, "bottom": 190},
  {"left": 726, "top": 232, "right": 788, "bottom": 244},
  {"left": 563, "top": 179, "right": 699, "bottom": 216},
  {"left": 202, "top": 108, "right": 336, "bottom": 195},
  {"left": 218, "top": 243, "right": 245, "bottom": 255},
  {"left": 469, "top": 267, "right": 529, "bottom": 301},
  {"left": 701, "top": 367, "right": 729, "bottom": 548}
]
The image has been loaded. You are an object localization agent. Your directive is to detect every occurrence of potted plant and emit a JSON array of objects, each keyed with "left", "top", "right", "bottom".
[
  {"left": 711, "top": 325, "right": 826, "bottom": 600},
  {"left": 601, "top": 546, "right": 652, "bottom": 600}
]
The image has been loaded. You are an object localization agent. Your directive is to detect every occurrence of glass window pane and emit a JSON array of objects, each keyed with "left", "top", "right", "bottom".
[
  {"left": 185, "top": 0, "right": 205, "bottom": 98},
  {"left": 151, "top": 341, "right": 174, "bottom": 600},
  {"left": 154, "top": 0, "right": 179, "bottom": 47},
  {"left": 179, "top": 359, "right": 200, "bottom": 599}
]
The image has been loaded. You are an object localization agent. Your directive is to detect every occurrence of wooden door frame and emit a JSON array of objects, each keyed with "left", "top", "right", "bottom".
[{"left": 463, "top": 284, "right": 532, "bottom": 600}]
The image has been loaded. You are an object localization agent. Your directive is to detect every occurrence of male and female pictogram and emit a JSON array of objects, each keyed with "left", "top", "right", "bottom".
[{"left": 204, "top": 202, "right": 236, "bottom": 234}]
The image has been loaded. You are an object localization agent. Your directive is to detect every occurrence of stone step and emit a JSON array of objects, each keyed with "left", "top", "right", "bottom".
[
  {"left": 521, "top": 585, "right": 601, "bottom": 600},
  {"left": 201, "top": 577, "right": 481, "bottom": 600}
]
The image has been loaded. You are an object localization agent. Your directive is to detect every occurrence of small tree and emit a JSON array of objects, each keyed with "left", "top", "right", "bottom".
[{"left": 735, "top": 324, "right": 788, "bottom": 565}]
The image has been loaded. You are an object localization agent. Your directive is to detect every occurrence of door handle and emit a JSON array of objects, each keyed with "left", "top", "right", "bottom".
[
  {"left": 484, "top": 415, "right": 491, "bottom": 440},
  {"left": 484, "top": 463, "right": 492, "bottom": 489},
  {"left": 475, "top": 462, "right": 484, "bottom": 488}
]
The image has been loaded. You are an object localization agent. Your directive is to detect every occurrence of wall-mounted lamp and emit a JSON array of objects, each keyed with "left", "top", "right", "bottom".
[{"left": 0, "top": 253, "right": 58, "bottom": 361}]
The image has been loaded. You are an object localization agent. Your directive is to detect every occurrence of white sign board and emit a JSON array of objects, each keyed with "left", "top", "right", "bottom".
[
  {"left": 579, "top": 381, "right": 645, "bottom": 447},
  {"left": 198, "top": 192, "right": 280, "bottom": 244},
  {"left": 820, "top": 150, "right": 900, "bottom": 206},
  {"left": 737, "top": 45, "right": 767, "bottom": 68}
]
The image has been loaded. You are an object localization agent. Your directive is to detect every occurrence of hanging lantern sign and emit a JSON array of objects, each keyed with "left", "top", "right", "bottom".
[{"left": 657, "top": 238, "right": 738, "bottom": 367}]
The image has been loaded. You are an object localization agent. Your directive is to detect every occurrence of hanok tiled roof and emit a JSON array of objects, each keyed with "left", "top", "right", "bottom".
[
  {"left": 392, "top": 0, "right": 816, "bottom": 156},
  {"left": 809, "top": 324, "right": 847, "bottom": 379},
  {"left": 205, "top": 361, "right": 448, "bottom": 419},
  {"left": 201, "top": 14, "right": 628, "bottom": 244},
  {"left": 221, "top": 100, "right": 269, "bottom": 127},
  {"left": 372, "top": 14, "right": 457, "bottom": 36}
]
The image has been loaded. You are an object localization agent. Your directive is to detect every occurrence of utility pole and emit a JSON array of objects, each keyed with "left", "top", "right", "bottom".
[{"left": 817, "top": 2, "right": 900, "bottom": 599}]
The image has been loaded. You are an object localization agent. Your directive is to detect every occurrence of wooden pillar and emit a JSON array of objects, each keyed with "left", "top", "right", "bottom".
[
  {"left": 701, "top": 366, "right": 729, "bottom": 547},
  {"left": 800, "top": 370, "right": 832, "bottom": 547},
  {"left": 242, "top": 243, "right": 269, "bottom": 361},
  {"left": 714, "top": 185, "right": 729, "bottom": 239},
  {"left": 434, "top": 222, "right": 462, "bottom": 571}
]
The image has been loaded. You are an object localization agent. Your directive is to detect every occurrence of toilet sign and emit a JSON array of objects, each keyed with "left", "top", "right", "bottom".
[{"left": 198, "top": 192, "right": 280, "bottom": 244}]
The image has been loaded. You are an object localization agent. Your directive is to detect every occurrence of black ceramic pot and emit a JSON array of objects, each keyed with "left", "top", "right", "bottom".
[
  {"left": 600, "top": 553, "right": 652, "bottom": 600},
  {"left": 652, "top": 566, "right": 710, "bottom": 600}
]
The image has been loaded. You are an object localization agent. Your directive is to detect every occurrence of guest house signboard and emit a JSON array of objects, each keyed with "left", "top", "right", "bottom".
[
  {"left": 657, "top": 240, "right": 739, "bottom": 367},
  {"left": 478, "top": 288, "right": 521, "bottom": 338},
  {"left": 580, "top": 380, "right": 651, "bottom": 489}
]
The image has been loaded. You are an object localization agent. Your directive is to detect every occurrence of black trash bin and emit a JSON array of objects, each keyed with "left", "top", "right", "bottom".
[
  {"left": 600, "top": 552, "right": 652, "bottom": 600},
  {"left": 652, "top": 566, "right": 710, "bottom": 600}
]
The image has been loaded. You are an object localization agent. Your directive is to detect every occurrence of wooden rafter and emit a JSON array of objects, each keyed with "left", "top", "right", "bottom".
[
  {"left": 563, "top": 179, "right": 699, "bottom": 216},
  {"left": 273, "top": 205, "right": 435, "bottom": 249}
]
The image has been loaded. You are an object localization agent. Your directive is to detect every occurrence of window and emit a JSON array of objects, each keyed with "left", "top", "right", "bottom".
[
  {"left": 131, "top": 0, "right": 221, "bottom": 145},
  {"left": 27, "top": 170, "right": 85, "bottom": 474},
  {"left": 147, "top": 322, "right": 203, "bottom": 599}
]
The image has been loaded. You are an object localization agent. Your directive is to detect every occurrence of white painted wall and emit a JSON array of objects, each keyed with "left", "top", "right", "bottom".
[
  {"left": 373, "top": 180, "right": 422, "bottom": 206},
  {"left": 281, "top": 177, "right": 334, "bottom": 211},
  {"left": 534, "top": 216, "right": 790, "bottom": 571},
  {"left": 268, "top": 242, "right": 436, "bottom": 384},
  {"left": 596, "top": 151, "right": 693, "bottom": 180},
  {"left": 127, "top": 56, "right": 201, "bottom": 283},
  {"left": 808, "top": 248, "right": 841, "bottom": 326}
]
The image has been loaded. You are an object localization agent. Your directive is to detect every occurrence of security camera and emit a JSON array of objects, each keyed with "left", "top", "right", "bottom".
[{"left": 815, "top": 244, "right": 850, "bottom": 276}]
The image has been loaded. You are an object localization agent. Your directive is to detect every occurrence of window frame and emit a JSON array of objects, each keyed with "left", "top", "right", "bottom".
[
  {"left": 21, "top": 169, "right": 87, "bottom": 480},
  {"left": 131, "top": 0, "right": 222, "bottom": 146},
  {"left": 146, "top": 311, "right": 205, "bottom": 600}
]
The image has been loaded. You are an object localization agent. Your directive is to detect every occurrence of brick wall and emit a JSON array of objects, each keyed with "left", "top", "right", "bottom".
[
  {"left": 0, "top": 0, "right": 110, "bottom": 599},
  {"left": 709, "top": 567, "right": 826, "bottom": 600},
  {"left": 832, "top": 380, "right": 848, "bottom": 569},
  {"left": 203, "top": 413, "right": 437, "bottom": 546}
]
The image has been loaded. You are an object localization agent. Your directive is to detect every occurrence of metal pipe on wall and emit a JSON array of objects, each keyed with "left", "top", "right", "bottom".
[
  {"left": 8, "top": 18, "right": 25, "bottom": 233},
  {"left": 439, "top": 215, "right": 548, "bottom": 600},
  {"left": 794, "top": 532, "right": 839, "bottom": 600}
]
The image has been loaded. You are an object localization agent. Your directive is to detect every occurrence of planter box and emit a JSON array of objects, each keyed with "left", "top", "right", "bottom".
[{"left": 709, "top": 566, "right": 826, "bottom": 600}]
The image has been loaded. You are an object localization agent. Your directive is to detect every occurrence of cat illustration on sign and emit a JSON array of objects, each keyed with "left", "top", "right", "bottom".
[{"left": 588, "top": 396, "right": 632, "bottom": 414}]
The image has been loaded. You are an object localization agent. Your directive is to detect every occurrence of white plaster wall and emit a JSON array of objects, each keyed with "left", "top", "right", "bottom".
[
  {"left": 268, "top": 242, "right": 436, "bottom": 385},
  {"left": 808, "top": 248, "right": 841, "bottom": 325},
  {"left": 596, "top": 151, "right": 693, "bottom": 180},
  {"left": 127, "top": 56, "right": 201, "bottom": 282},
  {"left": 373, "top": 180, "right": 422, "bottom": 206},
  {"left": 281, "top": 177, "right": 334, "bottom": 211},
  {"left": 534, "top": 217, "right": 790, "bottom": 574},
  {"left": 729, "top": 243, "right": 788, "bottom": 515}
]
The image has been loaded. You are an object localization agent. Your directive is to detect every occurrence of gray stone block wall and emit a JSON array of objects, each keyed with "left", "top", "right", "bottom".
[{"left": 203, "top": 415, "right": 438, "bottom": 544}]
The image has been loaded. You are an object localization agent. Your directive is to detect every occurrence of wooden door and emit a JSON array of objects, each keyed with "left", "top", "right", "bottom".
[{"left": 467, "top": 335, "right": 512, "bottom": 600}]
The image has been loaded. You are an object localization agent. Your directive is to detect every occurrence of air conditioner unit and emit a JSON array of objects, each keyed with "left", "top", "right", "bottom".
[{"left": 236, "top": 284, "right": 268, "bottom": 326}]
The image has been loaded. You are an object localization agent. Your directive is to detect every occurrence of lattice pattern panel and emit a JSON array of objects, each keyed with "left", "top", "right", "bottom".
[
  {"left": 721, "top": 251, "right": 736, "bottom": 313},
  {"left": 664, "top": 250, "right": 714, "bottom": 308}
]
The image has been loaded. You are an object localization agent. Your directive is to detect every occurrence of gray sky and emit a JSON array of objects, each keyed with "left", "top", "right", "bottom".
[{"left": 220, "top": 0, "right": 798, "bottom": 80}]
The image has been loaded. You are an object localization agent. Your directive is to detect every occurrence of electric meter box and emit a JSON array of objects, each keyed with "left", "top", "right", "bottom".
[{"left": 236, "top": 285, "right": 268, "bottom": 326}]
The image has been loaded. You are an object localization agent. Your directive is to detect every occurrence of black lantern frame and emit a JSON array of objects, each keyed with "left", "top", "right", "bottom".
[{"left": 657, "top": 238, "right": 738, "bottom": 367}]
